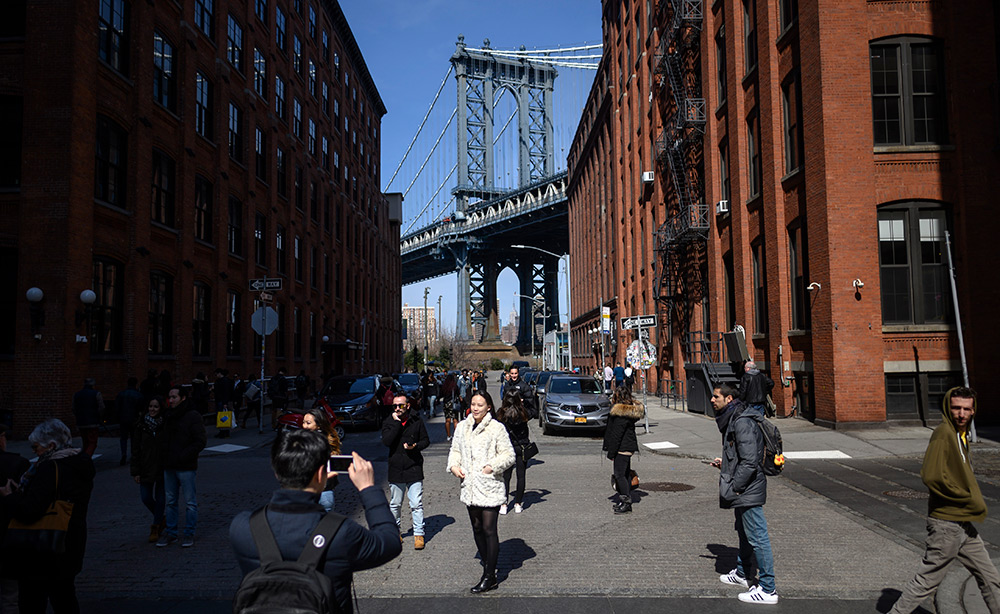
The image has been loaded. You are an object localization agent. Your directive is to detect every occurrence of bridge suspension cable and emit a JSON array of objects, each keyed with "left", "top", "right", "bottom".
[
  {"left": 385, "top": 65, "right": 453, "bottom": 190},
  {"left": 401, "top": 107, "right": 457, "bottom": 199},
  {"left": 403, "top": 164, "right": 458, "bottom": 235},
  {"left": 466, "top": 43, "right": 603, "bottom": 54}
]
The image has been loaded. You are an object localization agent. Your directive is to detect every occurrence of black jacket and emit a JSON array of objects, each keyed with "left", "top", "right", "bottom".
[
  {"left": 230, "top": 488, "right": 402, "bottom": 614},
  {"left": 162, "top": 400, "right": 207, "bottom": 471},
  {"left": 72, "top": 386, "right": 104, "bottom": 428},
  {"left": 719, "top": 402, "right": 767, "bottom": 509},
  {"left": 739, "top": 369, "right": 774, "bottom": 405},
  {"left": 0, "top": 450, "right": 30, "bottom": 543},
  {"left": 116, "top": 387, "right": 144, "bottom": 428},
  {"left": 1, "top": 451, "right": 95, "bottom": 577},
  {"left": 603, "top": 402, "right": 643, "bottom": 459},
  {"left": 500, "top": 404, "right": 538, "bottom": 448},
  {"left": 215, "top": 376, "right": 233, "bottom": 405},
  {"left": 131, "top": 417, "right": 166, "bottom": 483},
  {"left": 504, "top": 377, "right": 535, "bottom": 414},
  {"left": 381, "top": 413, "right": 430, "bottom": 483}
]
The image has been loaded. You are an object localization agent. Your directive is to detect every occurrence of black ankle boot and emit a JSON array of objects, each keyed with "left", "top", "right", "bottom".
[
  {"left": 614, "top": 496, "right": 632, "bottom": 514},
  {"left": 471, "top": 573, "right": 498, "bottom": 593}
]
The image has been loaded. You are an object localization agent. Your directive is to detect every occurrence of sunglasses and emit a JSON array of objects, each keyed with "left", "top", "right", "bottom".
[{"left": 393, "top": 403, "right": 409, "bottom": 408}]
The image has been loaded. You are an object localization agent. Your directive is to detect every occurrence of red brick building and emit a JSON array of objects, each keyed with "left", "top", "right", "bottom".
[
  {"left": 0, "top": 0, "right": 402, "bottom": 432},
  {"left": 569, "top": 0, "right": 1000, "bottom": 425}
]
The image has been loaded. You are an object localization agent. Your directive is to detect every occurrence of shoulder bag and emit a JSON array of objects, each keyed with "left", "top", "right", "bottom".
[{"left": 5, "top": 462, "right": 74, "bottom": 555}]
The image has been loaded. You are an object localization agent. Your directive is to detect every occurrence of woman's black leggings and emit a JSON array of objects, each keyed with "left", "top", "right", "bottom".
[
  {"left": 502, "top": 455, "right": 527, "bottom": 504},
  {"left": 613, "top": 453, "right": 632, "bottom": 498},
  {"left": 467, "top": 505, "right": 500, "bottom": 576}
]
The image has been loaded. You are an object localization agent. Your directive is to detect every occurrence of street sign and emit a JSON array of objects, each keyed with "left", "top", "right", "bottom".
[
  {"left": 251, "top": 306, "right": 279, "bottom": 336},
  {"left": 621, "top": 314, "right": 657, "bottom": 330},
  {"left": 626, "top": 339, "right": 657, "bottom": 370},
  {"left": 249, "top": 278, "right": 282, "bottom": 292},
  {"left": 259, "top": 292, "right": 273, "bottom": 302},
  {"left": 639, "top": 328, "right": 650, "bottom": 340},
  {"left": 601, "top": 306, "right": 611, "bottom": 333}
]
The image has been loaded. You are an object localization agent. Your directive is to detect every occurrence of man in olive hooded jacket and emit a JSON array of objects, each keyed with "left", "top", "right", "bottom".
[{"left": 890, "top": 387, "right": 1000, "bottom": 614}]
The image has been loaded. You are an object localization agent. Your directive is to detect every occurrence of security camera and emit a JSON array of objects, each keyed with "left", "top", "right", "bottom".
[
  {"left": 807, "top": 282, "right": 821, "bottom": 292},
  {"left": 853, "top": 279, "right": 864, "bottom": 289}
]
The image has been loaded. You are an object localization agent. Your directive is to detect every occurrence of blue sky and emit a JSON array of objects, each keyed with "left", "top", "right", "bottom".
[{"left": 340, "top": 0, "right": 602, "bottom": 335}]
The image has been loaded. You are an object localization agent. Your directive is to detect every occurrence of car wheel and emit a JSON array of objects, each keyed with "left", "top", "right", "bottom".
[{"left": 335, "top": 426, "right": 346, "bottom": 441}]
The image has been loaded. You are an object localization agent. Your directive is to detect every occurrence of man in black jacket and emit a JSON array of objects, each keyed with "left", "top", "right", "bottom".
[
  {"left": 503, "top": 367, "right": 535, "bottom": 415},
  {"left": 711, "top": 383, "right": 778, "bottom": 605},
  {"left": 381, "top": 394, "right": 430, "bottom": 550},
  {"left": 739, "top": 361, "right": 774, "bottom": 416},
  {"left": 230, "top": 431, "right": 401, "bottom": 614},
  {"left": 157, "top": 386, "right": 207, "bottom": 548}
]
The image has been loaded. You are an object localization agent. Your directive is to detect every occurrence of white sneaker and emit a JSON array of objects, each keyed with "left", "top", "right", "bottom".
[
  {"left": 513, "top": 503, "right": 523, "bottom": 514},
  {"left": 738, "top": 585, "right": 778, "bottom": 604},
  {"left": 720, "top": 569, "right": 749, "bottom": 588},
  {"left": 499, "top": 504, "right": 508, "bottom": 515}
]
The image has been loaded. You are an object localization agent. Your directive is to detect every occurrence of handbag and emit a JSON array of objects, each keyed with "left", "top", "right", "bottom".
[
  {"left": 5, "top": 463, "right": 74, "bottom": 555},
  {"left": 520, "top": 441, "right": 539, "bottom": 461},
  {"left": 216, "top": 409, "right": 234, "bottom": 428}
]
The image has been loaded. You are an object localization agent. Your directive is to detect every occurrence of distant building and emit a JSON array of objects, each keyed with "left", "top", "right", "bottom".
[
  {"left": 402, "top": 304, "right": 436, "bottom": 351},
  {"left": 500, "top": 305, "right": 519, "bottom": 344}
]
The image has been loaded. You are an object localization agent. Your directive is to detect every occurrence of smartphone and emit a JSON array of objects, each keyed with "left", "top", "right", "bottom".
[{"left": 327, "top": 455, "right": 354, "bottom": 472}]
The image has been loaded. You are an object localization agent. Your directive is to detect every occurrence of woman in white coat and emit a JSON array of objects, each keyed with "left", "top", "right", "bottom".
[{"left": 447, "top": 390, "right": 516, "bottom": 593}]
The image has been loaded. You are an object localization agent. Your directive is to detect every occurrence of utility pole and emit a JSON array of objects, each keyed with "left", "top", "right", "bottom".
[
  {"left": 437, "top": 295, "right": 442, "bottom": 343},
  {"left": 423, "top": 287, "right": 430, "bottom": 368}
]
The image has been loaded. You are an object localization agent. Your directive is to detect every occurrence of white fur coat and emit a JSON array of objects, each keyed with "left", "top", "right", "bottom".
[{"left": 446, "top": 413, "right": 516, "bottom": 507}]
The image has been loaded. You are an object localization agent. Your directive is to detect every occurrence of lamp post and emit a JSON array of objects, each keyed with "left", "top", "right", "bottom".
[
  {"left": 514, "top": 294, "right": 547, "bottom": 371},
  {"left": 423, "top": 287, "right": 430, "bottom": 368},
  {"left": 437, "top": 295, "right": 442, "bottom": 343},
  {"left": 511, "top": 244, "right": 570, "bottom": 370}
]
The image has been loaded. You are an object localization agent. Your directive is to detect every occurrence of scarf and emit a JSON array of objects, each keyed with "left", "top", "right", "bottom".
[
  {"left": 715, "top": 400, "right": 743, "bottom": 435},
  {"left": 20, "top": 445, "right": 80, "bottom": 490},
  {"left": 144, "top": 413, "right": 163, "bottom": 434}
]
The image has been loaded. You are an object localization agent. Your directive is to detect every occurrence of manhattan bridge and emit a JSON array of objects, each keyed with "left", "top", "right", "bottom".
[{"left": 389, "top": 36, "right": 599, "bottom": 351}]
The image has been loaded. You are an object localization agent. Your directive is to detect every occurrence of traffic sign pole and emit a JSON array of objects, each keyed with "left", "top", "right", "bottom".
[{"left": 259, "top": 278, "right": 267, "bottom": 434}]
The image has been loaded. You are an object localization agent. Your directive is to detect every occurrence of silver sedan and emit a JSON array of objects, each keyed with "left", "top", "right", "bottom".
[{"left": 539, "top": 375, "right": 612, "bottom": 435}]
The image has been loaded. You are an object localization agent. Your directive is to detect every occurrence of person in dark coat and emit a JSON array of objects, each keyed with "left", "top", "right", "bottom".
[
  {"left": 213, "top": 369, "right": 234, "bottom": 438},
  {"left": 497, "top": 390, "right": 538, "bottom": 515},
  {"left": 381, "top": 395, "right": 429, "bottom": 550},
  {"left": 156, "top": 386, "right": 207, "bottom": 548},
  {"left": 603, "top": 386, "right": 643, "bottom": 514},
  {"left": 739, "top": 360, "right": 775, "bottom": 416},
  {"left": 131, "top": 395, "right": 167, "bottom": 543},
  {"left": 116, "top": 377, "right": 144, "bottom": 465},
  {"left": 503, "top": 367, "right": 535, "bottom": 416},
  {"left": 139, "top": 369, "right": 158, "bottom": 403},
  {"left": 156, "top": 370, "right": 173, "bottom": 398},
  {"left": 0, "top": 418, "right": 95, "bottom": 614},
  {"left": 711, "top": 383, "right": 777, "bottom": 604},
  {"left": 269, "top": 368, "right": 289, "bottom": 430},
  {"left": 72, "top": 377, "right": 104, "bottom": 457},
  {"left": 0, "top": 424, "right": 30, "bottom": 612},
  {"left": 229, "top": 431, "right": 401, "bottom": 614}
]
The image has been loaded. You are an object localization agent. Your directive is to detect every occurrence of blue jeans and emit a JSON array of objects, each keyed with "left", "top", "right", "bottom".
[
  {"left": 164, "top": 469, "right": 198, "bottom": 537},
  {"left": 389, "top": 481, "right": 424, "bottom": 536},
  {"left": 319, "top": 489, "right": 335, "bottom": 512},
  {"left": 139, "top": 479, "right": 165, "bottom": 524},
  {"left": 734, "top": 505, "right": 776, "bottom": 593}
]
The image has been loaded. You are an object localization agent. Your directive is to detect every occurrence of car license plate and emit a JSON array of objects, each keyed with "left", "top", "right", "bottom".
[{"left": 574, "top": 416, "right": 587, "bottom": 423}]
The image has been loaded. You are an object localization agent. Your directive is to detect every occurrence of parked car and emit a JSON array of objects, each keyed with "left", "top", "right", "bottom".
[
  {"left": 276, "top": 396, "right": 347, "bottom": 441},
  {"left": 539, "top": 375, "right": 612, "bottom": 435},
  {"left": 318, "top": 375, "right": 384, "bottom": 429},
  {"left": 511, "top": 360, "right": 530, "bottom": 371},
  {"left": 532, "top": 371, "right": 558, "bottom": 408},
  {"left": 393, "top": 373, "right": 423, "bottom": 404}
]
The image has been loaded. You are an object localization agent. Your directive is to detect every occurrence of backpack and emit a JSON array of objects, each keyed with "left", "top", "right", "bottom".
[
  {"left": 749, "top": 414, "right": 785, "bottom": 476},
  {"left": 233, "top": 507, "right": 346, "bottom": 614}
]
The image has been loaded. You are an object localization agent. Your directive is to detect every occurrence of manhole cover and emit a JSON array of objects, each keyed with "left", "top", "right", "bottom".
[
  {"left": 884, "top": 489, "right": 927, "bottom": 499},
  {"left": 642, "top": 482, "right": 695, "bottom": 492}
]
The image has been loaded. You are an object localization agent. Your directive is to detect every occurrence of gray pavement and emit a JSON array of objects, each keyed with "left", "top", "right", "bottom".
[{"left": 7, "top": 372, "right": 998, "bottom": 613}]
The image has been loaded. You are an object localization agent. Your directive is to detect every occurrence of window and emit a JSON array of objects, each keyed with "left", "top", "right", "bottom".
[
  {"left": 228, "top": 102, "right": 243, "bottom": 163},
  {"left": 255, "top": 127, "right": 267, "bottom": 181},
  {"left": 149, "top": 271, "right": 173, "bottom": 354},
  {"left": 228, "top": 196, "right": 243, "bottom": 255},
  {"left": 323, "top": 192, "right": 331, "bottom": 232},
  {"left": 334, "top": 98, "right": 340, "bottom": 125},
  {"left": 323, "top": 253, "right": 330, "bottom": 293},
  {"left": 723, "top": 253, "right": 736, "bottom": 330},
  {"left": 310, "top": 182, "right": 318, "bottom": 220},
  {"left": 718, "top": 139, "right": 730, "bottom": 203},
  {"left": 227, "top": 15, "right": 242, "bottom": 71},
  {"left": 254, "top": 213, "right": 267, "bottom": 266},
  {"left": 0, "top": 96, "right": 22, "bottom": 189},
  {"left": 308, "top": 5, "right": 316, "bottom": 39},
  {"left": 782, "top": 72, "right": 803, "bottom": 173},
  {"left": 195, "top": 72, "right": 213, "bottom": 140},
  {"left": 255, "top": 0, "right": 267, "bottom": 25},
  {"left": 309, "top": 60, "right": 317, "bottom": 97},
  {"left": 780, "top": 0, "right": 797, "bottom": 31},
  {"left": 310, "top": 246, "right": 318, "bottom": 287},
  {"left": 308, "top": 119, "right": 316, "bottom": 155},
  {"left": 321, "top": 137, "right": 329, "bottom": 170},
  {"left": 333, "top": 53, "right": 340, "bottom": 79},
  {"left": 152, "top": 32, "right": 176, "bottom": 110},
  {"left": 275, "top": 74, "right": 285, "bottom": 119},
  {"left": 275, "top": 5, "right": 286, "bottom": 51},
  {"left": 293, "top": 98, "right": 302, "bottom": 137},
  {"left": 742, "top": 0, "right": 756, "bottom": 74},
  {"left": 294, "top": 236, "right": 302, "bottom": 281},
  {"left": 194, "top": 0, "right": 214, "bottom": 39},
  {"left": 752, "top": 242, "right": 767, "bottom": 334},
  {"left": 294, "top": 166, "right": 303, "bottom": 210},
  {"left": 151, "top": 149, "right": 175, "bottom": 226},
  {"left": 192, "top": 282, "right": 211, "bottom": 356},
  {"left": 870, "top": 37, "right": 947, "bottom": 146},
  {"left": 322, "top": 31, "right": 329, "bottom": 62},
  {"left": 746, "top": 108, "right": 761, "bottom": 198},
  {"left": 293, "top": 35, "right": 302, "bottom": 75},
  {"left": 276, "top": 224, "right": 286, "bottom": 275},
  {"left": 293, "top": 307, "right": 302, "bottom": 358},
  {"left": 886, "top": 372, "right": 960, "bottom": 421},
  {"left": 276, "top": 146, "right": 287, "bottom": 196},
  {"left": 715, "top": 25, "right": 726, "bottom": 104},
  {"left": 788, "top": 224, "right": 810, "bottom": 330},
  {"left": 91, "top": 258, "right": 123, "bottom": 354},
  {"left": 322, "top": 81, "right": 329, "bottom": 115},
  {"left": 878, "top": 203, "right": 952, "bottom": 324},
  {"left": 253, "top": 48, "right": 267, "bottom": 98},
  {"left": 95, "top": 115, "right": 127, "bottom": 208},
  {"left": 98, "top": 0, "right": 129, "bottom": 75},
  {"left": 309, "top": 312, "right": 317, "bottom": 359},
  {"left": 194, "top": 175, "right": 213, "bottom": 242},
  {"left": 226, "top": 290, "right": 241, "bottom": 356},
  {"left": 333, "top": 151, "right": 340, "bottom": 183},
  {"left": 275, "top": 302, "right": 286, "bottom": 357}
]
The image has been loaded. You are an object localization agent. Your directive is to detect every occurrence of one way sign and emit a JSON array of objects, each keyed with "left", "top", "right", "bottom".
[
  {"left": 249, "top": 278, "right": 283, "bottom": 292},
  {"left": 621, "top": 315, "right": 657, "bottom": 330}
]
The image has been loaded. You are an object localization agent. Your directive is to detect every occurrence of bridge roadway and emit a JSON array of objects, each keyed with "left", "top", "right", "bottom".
[{"left": 401, "top": 171, "right": 569, "bottom": 286}]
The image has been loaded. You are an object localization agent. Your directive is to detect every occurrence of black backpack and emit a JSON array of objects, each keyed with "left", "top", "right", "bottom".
[
  {"left": 233, "top": 506, "right": 346, "bottom": 614},
  {"left": 749, "top": 413, "right": 785, "bottom": 476}
]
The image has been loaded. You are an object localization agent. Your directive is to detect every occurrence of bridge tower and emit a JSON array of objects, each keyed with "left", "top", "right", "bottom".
[{"left": 450, "top": 36, "right": 559, "bottom": 344}]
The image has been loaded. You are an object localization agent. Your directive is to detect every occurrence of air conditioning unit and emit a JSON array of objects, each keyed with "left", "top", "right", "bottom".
[
  {"left": 715, "top": 200, "right": 730, "bottom": 215},
  {"left": 641, "top": 170, "right": 655, "bottom": 184}
]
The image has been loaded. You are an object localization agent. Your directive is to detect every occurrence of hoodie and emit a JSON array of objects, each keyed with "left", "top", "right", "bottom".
[{"left": 921, "top": 387, "right": 986, "bottom": 522}]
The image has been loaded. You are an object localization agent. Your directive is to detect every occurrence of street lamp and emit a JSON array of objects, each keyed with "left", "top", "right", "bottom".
[
  {"left": 511, "top": 244, "right": 570, "bottom": 369},
  {"left": 514, "top": 293, "right": 548, "bottom": 371},
  {"left": 423, "top": 287, "right": 430, "bottom": 368}
]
